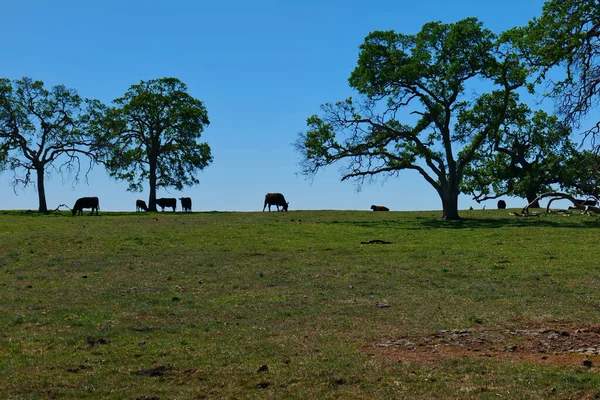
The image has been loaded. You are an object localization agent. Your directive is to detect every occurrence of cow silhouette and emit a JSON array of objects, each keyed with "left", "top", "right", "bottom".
[
  {"left": 72, "top": 197, "right": 99, "bottom": 216},
  {"left": 263, "top": 193, "right": 289, "bottom": 211}
]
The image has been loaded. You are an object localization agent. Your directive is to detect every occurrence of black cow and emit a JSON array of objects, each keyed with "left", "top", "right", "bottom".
[
  {"left": 263, "top": 193, "right": 289, "bottom": 211},
  {"left": 156, "top": 198, "right": 177, "bottom": 212},
  {"left": 72, "top": 197, "right": 99, "bottom": 216},
  {"left": 136, "top": 199, "right": 148, "bottom": 212},
  {"left": 497, "top": 200, "right": 507, "bottom": 209},
  {"left": 370, "top": 205, "right": 389, "bottom": 211},
  {"left": 180, "top": 197, "right": 192, "bottom": 212}
]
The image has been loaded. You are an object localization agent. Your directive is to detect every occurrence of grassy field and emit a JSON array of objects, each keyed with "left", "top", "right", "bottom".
[{"left": 2, "top": 209, "right": 600, "bottom": 399}]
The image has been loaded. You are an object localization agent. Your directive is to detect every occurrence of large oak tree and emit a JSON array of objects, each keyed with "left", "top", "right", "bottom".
[
  {"left": 0, "top": 77, "right": 98, "bottom": 213},
  {"left": 296, "top": 18, "right": 528, "bottom": 219},
  {"left": 93, "top": 77, "right": 212, "bottom": 211}
]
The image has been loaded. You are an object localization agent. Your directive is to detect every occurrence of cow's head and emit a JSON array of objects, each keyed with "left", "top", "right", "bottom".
[{"left": 283, "top": 202, "right": 289, "bottom": 211}]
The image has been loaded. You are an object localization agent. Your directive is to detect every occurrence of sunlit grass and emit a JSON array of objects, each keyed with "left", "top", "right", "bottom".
[{"left": 1, "top": 209, "right": 600, "bottom": 398}]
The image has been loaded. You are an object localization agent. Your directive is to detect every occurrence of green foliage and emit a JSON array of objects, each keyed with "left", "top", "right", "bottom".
[
  {"left": 297, "top": 19, "right": 529, "bottom": 219},
  {"left": 561, "top": 150, "right": 600, "bottom": 197},
  {"left": 93, "top": 77, "right": 212, "bottom": 210},
  {"left": 2, "top": 210, "right": 600, "bottom": 398},
  {"left": 507, "top": 0, "right": 600, "bottom": 135},
  {"left": 461, "top": 100, "right": 577, "bottom": 204},
  {"left": 0, "top": 77, "right": 99, "bottom": 212}
]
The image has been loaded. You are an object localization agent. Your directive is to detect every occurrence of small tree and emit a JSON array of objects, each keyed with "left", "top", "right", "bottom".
[
  {"left": 461, "top": 105, "right": 577, "bottom": 208},
  {"left": 0, "top": 77, "right": 99, "bottom": 213},
  {"left": 296, "top": 19, "right": 527, "bottom": 219},
  {"left": 93, "top": 77, "right": 212, "bottom": 211}
]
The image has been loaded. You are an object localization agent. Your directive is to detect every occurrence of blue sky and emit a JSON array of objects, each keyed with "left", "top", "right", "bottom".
[{"left": 2, "top": 0, "right": 555, "bottom": 212}]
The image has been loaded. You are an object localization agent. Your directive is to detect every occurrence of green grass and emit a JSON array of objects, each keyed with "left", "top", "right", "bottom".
[{"left": 1, "top": 209, "right": 600, "bottom": 398}]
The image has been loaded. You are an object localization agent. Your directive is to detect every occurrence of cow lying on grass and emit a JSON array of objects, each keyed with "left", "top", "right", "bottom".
[
  {"left": 370, "top": 205, "right": 389, "bottom": 211},
  {"left": 72, "top": 197, "right": 99, "bottom": 216},
  {"left": 263, "top": 193, "right": 289, "bottom": 211}
]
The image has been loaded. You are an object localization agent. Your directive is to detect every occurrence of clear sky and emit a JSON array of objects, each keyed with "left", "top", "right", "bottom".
[{"left": 2, "top": 0, "right": 554, "bottom": 212}]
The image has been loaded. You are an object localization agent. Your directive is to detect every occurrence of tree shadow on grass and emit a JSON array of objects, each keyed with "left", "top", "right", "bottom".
[
  {"left": 318, "top": 215, "right": 600, "bottom": 230},
  {"left": 418, "top": 216, "right": 600, "bottom": 230}
]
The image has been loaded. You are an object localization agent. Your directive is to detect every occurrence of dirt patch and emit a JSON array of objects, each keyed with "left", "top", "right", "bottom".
[{"left": 367, "top": 325, "right": 600, "bottom": 367}]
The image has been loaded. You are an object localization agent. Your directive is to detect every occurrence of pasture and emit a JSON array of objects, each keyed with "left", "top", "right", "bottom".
[{"left": 2, "top": 209, "right": 600, "bottom": 399}]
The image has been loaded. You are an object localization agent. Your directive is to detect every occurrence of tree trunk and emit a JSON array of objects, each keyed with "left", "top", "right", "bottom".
[
  {"left": 36, "top": 166, "right": 48, "bottom": 213},
  {"left": 440, "top": 186, "right": 461, "bottom": 220},
  {"left": 526, "top": 190, "right": 540, "bottom": 208},
  {"left": 148, "top": 159, "right": 158, "bottom": 212}
]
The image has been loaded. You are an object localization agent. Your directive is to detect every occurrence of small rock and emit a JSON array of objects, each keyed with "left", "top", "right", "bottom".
[
  {"left": 376, "top": 302, "right": 390, "bottom": 308},
  {"left": 257, "top": 364, "right": 269, "bottom": 373},
  {"left": 135, "top": 365, "right": 172, "bottom": 377},
  {"left": 87, "top": 337, "right": 109, "bottom": 346}
]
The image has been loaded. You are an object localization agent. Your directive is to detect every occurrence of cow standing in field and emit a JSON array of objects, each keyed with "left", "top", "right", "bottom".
[
  {"left": 497, "top": 200, "right": 507, "bottom": 209},
  {"left": 263, "top": 193, "right": 289, "bottom": 211},
  {"left": 156, "top": 198, "right": 177, "bottom": 212},
  {"left": 180, "top": 197, "right": 192, "bottom": 212},
  {"left": 136, "top": 200, "right": 148, "bottom": 212},
  {"left": 370, "top": 205, "right": 389, "bottom": 211},
  {"left": 72, "top": 197, "right": 99, "bottom": 216}
]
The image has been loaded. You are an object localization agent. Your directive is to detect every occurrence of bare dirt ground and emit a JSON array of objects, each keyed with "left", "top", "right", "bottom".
[{"left": 367, "top": 324, "right": 600, "bottom": 368}]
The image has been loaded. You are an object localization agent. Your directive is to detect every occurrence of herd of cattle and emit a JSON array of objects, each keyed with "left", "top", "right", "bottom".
[
  {"left": 68, "top": 192, "right": 429, "bottom": 216},
  {"left": 75, "top": 193, "right": 598, "bottom": 216},
  {"left": 73, "top": 194, "right": 600, "bottom": 215},
  {"left": 134, "top": 197, "right": 192, "bottom": 212},
  {"left": 69, "top": 192, "right": 396, "bottom": 216},
  {"left": 70, "top": 193, "right": 294, "bottom": 216},
  {"left": 69, "top": 192, "right": 398, "bottom": 216}
]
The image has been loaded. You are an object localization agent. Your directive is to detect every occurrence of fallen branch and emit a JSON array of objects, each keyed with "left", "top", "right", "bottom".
[
  {"left": 53, "top": 203, "right": 71, "bottom": 212},
  {"left": 509, "top": 212, "right": 540, "bottom": 217},
  {"left": 522, "top": 192, "right": 600, "bottom": 215},
  {"left": 361, "top": 240, "right": 392, "bottom": 245}
]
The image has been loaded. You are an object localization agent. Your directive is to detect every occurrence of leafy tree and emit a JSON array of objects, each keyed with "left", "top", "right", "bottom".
[
  {"left": 510, "top": 0, "right": 600, "bottom": 138},
  {"left": 0, "top": 77, "right": 98, "bottom": 213},
  {"left": 461, "top": 104, "right": 576, "bottom": 208},
  {"left": 296, "top": 18, "right": 528, "bottom": 219},
  {"left": 561, "top": 149, "right": 600, "bottom": 198},
  {"left": 93, "top": 77, "right": 212, "bottom": 211}
]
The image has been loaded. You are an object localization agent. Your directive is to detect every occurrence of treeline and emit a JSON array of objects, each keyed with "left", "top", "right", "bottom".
[
  {"left": 0, "top": 77, "right": 211, "bottom": 213},
  {"left": 2, "top": 1, "right": 598, "bottom": 218}
]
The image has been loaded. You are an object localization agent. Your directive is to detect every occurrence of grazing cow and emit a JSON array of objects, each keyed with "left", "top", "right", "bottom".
[
  {"left": 263, "top": 193, "right": 289, "bottom": 211},
  {"left": 156, "top": 197, "right": 177, "bottom": 212},
  {"left": 72, "top": 197, "right": 99, "bottom": 216},
  {"left": 180, "top": 197, "right": 192, "bottom": 212},
  {"left": 136, "top": 199, "right": 148, "bottom": 212},
  {"left": 497, "top": 200, "right": 507, "bottom": 209},
  {"left": 370, "top": 205, "right": 389, "bottom": 211}
]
